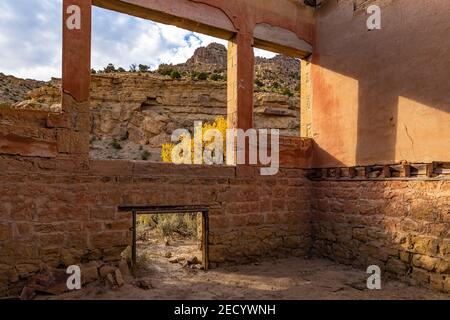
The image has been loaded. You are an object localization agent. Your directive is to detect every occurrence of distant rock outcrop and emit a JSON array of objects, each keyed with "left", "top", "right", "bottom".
[
  {"left": 0, "top": 73, "right": 45, "bottom": 106},
  {"left": 159, "top": 42, "right": 300, "bottom": 94},
  {"left": 11, "top": 85, "right": 61, "bottom": 112},
  {"left": 186, "top": 43, "right": 227, "bottom": 68}
]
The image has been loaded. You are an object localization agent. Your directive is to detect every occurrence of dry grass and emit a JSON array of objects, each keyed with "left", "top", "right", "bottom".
[{"left": 138, "top": 213, "right": 199, "bottom": 240}]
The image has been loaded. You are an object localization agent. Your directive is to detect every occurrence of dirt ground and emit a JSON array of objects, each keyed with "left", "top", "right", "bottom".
[
  {"left": 134, "top": 229, "right": 204, "bottom": 279},
  {"left": 39, "top": 233, "right": 450, "bottom": 300}
]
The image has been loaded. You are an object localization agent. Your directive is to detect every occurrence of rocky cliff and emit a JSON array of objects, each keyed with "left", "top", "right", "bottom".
[
  {"left": 186, "top": 42, "right": 227, "bottom": 69},
  {"left": 0, "top": 73, "right": 45, "bottom": 107},
  {"left": 159, "top": 43, "right": 300, "bottom": 95}
]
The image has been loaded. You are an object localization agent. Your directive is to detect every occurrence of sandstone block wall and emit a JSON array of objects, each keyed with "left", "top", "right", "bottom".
[
  {"left": 310, "top": 180, "right": 450, "bottom": 293},
  {"left": 1, "top": 103, "right": 448, "bottom": 296},
  {"left": 0, "top": 155, "right": 312, "bottom": 296}
]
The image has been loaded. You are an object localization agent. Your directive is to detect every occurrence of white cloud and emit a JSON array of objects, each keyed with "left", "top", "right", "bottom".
[
  {"left": 0, "top": 1, "right": 17, "bottom": 21},
  {"left": 0, "top": 0, "right": 276, "bottom": 81},
  {"left": 90, "top": 12, "right": 229, "bottom": 72},
  {"left": 254, "top": 48, "right": 277, "bottom": 59},
  {"left": 0, "top": 0, "right": 62, "bottom": 80},
  {"left": 10, "top": 65, "right": 61, "bottom": 81}
]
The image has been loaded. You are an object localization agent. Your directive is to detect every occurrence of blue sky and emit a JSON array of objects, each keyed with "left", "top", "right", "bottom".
[{"left": 0, "top": 0, "right": 274, "bottom": 81}]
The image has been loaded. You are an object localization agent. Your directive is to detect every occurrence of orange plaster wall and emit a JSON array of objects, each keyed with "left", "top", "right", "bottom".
[{"left": 311, "top": 0, "right": 450, "bottom": 167}]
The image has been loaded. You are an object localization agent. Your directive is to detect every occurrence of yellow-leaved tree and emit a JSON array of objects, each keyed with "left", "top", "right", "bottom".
[{"left": 161, "top": 116, "right": 228, "bottom": 164}]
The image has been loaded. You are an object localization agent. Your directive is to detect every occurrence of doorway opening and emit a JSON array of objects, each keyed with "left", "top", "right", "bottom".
[{"left": 118, "top": 206, "right": 209, "bottom": 277}]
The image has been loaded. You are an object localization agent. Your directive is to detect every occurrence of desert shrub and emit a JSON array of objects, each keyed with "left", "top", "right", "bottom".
[
  {"left": 161, "top": 116, "right": 227, "bottom": 163},
  {"left": 137, "top": 213, "right": 198, "bottom": 239},
  {"left": 141, "top": 150, "right": 150, "bottom": 160},
  {"left": 170, "top": 70, "right": 181, "bottom": 79},
  {"left": 129, "top": 64, "right": 137, "bottom": 72},
  {"left": 139, "top": 64, "right": 150, "bottom": 72},
  {"left": 155, "top": 213, "right": 198, "bottom": 239},
  {"left": 158, "top": 67, "right": 173, "bottom": 76},
  {"left": 117, "top": 67, "right": 126, "bottom": 73},
  {"left": 282, "top": 87, "right": 293, "bottom": 97},
  {"left": 103, "top": 63, "right": 116, "bottom": 73},
  {"left": 190, "top": 71, "right": 199, "bottom": 80},
  {"left": 110, "top": 139, "right": 122, "bottom": 150},
  {"left": 210, "top": 73, "right": 223, "bottom": 81},
  {"left": 138, "top": 215, "right": 154, "bottom": 227},
  {"left": 197, "top": 72, "right": 208, "bottom": 81},
  {"left": 254, "top": 79, "right": 263, "bottom": 87}
]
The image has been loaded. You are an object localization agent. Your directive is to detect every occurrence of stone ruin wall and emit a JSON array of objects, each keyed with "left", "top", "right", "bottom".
[
  {"left": 0, "top": 155, "right": 312, "bottom": 296},
  {"left": 0, "top": 0, "right": 448, "bottom": 298},
  {"left": 0, "top": 104, "right": 313, "bottom": 296},
  {"left": 0, "top": 104, "right": 448, "bottom": 296},
  {"left": 1, "top": 145, "right": 448, "bottom": 296},
  {"left": 306, "top": 0, "right": 450, "bottom": 293},
  {"left": 311, "top": 179, "right": 450, "bottom": 293}
]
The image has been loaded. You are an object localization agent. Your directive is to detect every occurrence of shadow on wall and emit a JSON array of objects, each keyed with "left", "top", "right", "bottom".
[
  {"left": 312, "top": 142, "right": 345, "bottom": 167},
  {"left": 309, "top": 176, "right": 450, "bottom": 293},
  {"left": 312, "top": 0, "right": 450, "bottom": 167}
]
